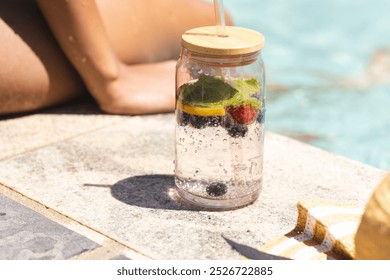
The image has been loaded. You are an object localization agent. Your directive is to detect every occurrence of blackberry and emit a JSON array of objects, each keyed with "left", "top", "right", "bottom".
[
  {"left": 206, "top": 183, "right": 228, "bottom": 197},
  {"left": 176, "top": 110, "right": 190, "bottom": 126},
  {"left": 189, "top": 115, "right": 222, "bottom": 129},
  {"left": 189, "top": 115, "right": 208, "bottom": 129},
  {"left": 206, "top": 116, "right": 223, "bottom": 127},
  {"left": 227, "top": 124, "right": 248, "bottom": 138}
]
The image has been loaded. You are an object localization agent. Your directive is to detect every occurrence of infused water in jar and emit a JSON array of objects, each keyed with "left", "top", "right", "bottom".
[{"left": 175, "top": 26, "right": 265, "bottom": 210}]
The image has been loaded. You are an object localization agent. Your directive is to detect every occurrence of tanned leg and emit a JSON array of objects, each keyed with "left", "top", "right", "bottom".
[{"left": 0, "top": 0, "right": 85, "bottom": 115}]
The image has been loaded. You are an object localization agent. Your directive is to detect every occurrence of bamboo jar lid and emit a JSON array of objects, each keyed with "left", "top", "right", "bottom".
[{"left": 181, "top": 26, "right": 264, "bottom": 56}]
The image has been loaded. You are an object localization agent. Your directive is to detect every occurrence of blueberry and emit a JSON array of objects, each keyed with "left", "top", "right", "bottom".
[
  {"left": 206, "top": 116, "right": 222, "bottom": 127},
  {"left": 177, "top": 110, "right": 190, "bottom": 126},
  {"left": 189, "top": 115, "right": 222, "bottom": 129},
  {"left": 206, "top": 183, "right": 228, "bottom": 197},
  {"left": 222, "top": 115, "right": 234, "bottom": 130},
  {"left": 227, "top": 124, "right": 248, "bottom": 138},
  {"left": 190, "top": 115, "right": 208, "bottom": 129}
]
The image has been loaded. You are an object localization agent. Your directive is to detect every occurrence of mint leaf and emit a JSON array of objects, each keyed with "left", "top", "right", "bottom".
[
  {"left": 179, "top": 75, "right": 261, "bottom": 110},
  {"left": 181, "top": 75, "right": 237, "bottom": 105},
  {"left": 224, "top": 78, "right": 261, "bottom": 109},
  {"left": 230, "top": 78, "right": 260, "bottom": 97}
]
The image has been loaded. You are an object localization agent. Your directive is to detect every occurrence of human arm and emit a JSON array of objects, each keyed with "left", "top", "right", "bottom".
[{"left": 36, "top": 0, "right": 175, "bottom": 115}]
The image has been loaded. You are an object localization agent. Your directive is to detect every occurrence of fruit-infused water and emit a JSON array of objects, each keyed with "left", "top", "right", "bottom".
[
  {"left": 175, "top": 75, "right": 265, "bottom": 209},
  {"left": 175, "top": 25, "right": 265, "bottom": 209}
]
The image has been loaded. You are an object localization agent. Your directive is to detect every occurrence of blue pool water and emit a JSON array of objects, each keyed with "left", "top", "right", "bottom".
[{"left": 224, "top": 0, "right": 390, "bottom": 170}]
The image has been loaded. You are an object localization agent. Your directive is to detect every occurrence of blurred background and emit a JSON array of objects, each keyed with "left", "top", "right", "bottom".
[{"left": 223, "top": 0, "right": 390, "bottom": 170}]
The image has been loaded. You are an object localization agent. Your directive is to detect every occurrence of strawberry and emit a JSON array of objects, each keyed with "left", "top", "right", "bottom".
[{"left": 227, "top": 104, "right": 257, "bottom": 125}]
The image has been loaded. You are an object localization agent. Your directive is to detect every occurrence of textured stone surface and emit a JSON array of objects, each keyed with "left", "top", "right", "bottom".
[
  {"left": 0, "top": 195, "right": 99, "bottom": 260},
  {"left": 0, "top": 113, "right": 385, "bottom": 259},
  {"left": 0, "top": 103, "right": 122, "bottom": 160},
  {"left": 2, "top": 0, "right": 388, "bottom": 261}
]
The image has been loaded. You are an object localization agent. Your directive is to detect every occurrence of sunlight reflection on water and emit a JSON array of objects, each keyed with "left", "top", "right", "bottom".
[{"left": 224, "top": 0, "right": 390, "bottom": 169}]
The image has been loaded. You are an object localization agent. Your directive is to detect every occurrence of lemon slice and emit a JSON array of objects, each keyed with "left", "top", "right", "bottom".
[{"left": 177, "top": 102, "right": 225, "bottom": 116}]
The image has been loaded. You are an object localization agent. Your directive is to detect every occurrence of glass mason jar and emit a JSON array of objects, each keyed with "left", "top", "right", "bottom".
[{"left": 175, "top": 26, "right": 265, "bottom": 210}]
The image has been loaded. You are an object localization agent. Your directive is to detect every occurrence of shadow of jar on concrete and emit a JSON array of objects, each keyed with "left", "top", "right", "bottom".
[{"left": 110, "top": 174, "right": 202, "bottom": 211}]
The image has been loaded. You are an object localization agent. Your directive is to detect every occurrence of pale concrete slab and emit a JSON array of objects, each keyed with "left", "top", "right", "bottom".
[
  {"left": 0, "top": 103, "right": 122, "bottom": 160},
  {"left": 0, "top": 113, "right": 386, "bottom": 259}
]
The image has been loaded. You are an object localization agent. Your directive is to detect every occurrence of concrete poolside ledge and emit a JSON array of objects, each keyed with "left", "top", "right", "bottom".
[{"left": 0, "top": 110, "right": 386, "bottom": 259}]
